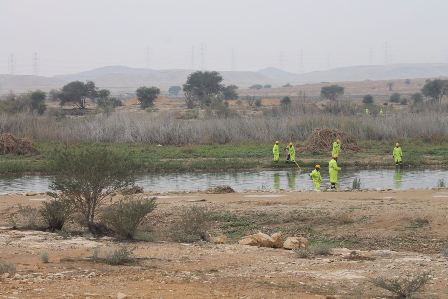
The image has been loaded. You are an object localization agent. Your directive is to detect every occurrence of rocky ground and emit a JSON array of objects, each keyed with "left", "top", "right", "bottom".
[{"left": 1, "top": 189, "right": 448, "bottom": 298}]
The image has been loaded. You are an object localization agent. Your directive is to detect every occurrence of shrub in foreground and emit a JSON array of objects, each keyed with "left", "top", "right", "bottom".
[
  {"left": 102, "top": 196, "right": 156, "bottom": 239},
  {"left": 50, "top": 147, "right": 136, "bottom": 233},
  {"left": 0, "top": 260, "right": 16, "bottom": 274},
  {"left": 40, "top": 198, "right": 72, "bottom": 232},
  {"left": 172, "top": 206, "right": 212, "bottom": 243},
  {"left": 372, "top": 272, "right": 431, "bottom": 298}
]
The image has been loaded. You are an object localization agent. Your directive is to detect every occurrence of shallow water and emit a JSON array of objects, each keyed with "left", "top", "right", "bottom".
[{"left": 0, "top": 168, "right": 447, "bottom": 193}]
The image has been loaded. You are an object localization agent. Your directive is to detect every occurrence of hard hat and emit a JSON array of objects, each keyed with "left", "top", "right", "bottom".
[
  {"left": 315, "top": 164, "right": 321, "bottom": 169},
  {"left": 275, "top": 141, "right": 279, "bottom": 144},
  {"left": 289, "top": 142, "right": 293, "bottom": 146},
  {"left": 336, "top": 139, "right": 341, "bottom": 143},
  {"left": 396, "top": 143, "right": 400, "bottom": 147}
]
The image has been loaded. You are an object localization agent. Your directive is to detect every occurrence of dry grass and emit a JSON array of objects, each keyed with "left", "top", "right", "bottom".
[{"left": 1, "top": 111, "right": 448, "bottom": 145}]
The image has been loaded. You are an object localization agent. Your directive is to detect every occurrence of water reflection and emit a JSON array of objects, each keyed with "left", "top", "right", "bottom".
[
  {"left": 273, "top": 173, "right": 280, "bottom": 190},
  {"left": 394, "top": 169, "right": 402, "bottom": 189},
  {"left": 0, "top": 169, "right": 448, "bottom": 193}
]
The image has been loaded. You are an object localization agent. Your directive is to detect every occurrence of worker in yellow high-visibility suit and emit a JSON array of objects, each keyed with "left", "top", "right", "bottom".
[
  {"left": 272, "top": 141, "right": 280, "bottom": 163},
  {"left": 309, "top": 164, "right": 322, "bottom": 191},
  {"left": 393, "top": 143, "right": 403, "bottom": 167},
  {"left": 332, "top": 139, "right": 341, "bottom": 158},
  {"left": 329, "top": 156, "right": 341, "bottom": 190},
  {"left": 286, "top": 142, "right": 296, "bottom": 163}
]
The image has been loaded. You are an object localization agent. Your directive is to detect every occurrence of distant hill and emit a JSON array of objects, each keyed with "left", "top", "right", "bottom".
[{"left": 2, "top": 63, "right": 448, "bottom": 95}]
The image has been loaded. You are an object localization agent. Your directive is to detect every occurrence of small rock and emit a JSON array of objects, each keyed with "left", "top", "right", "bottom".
[
  {"left": 25, "top": 192, "right": 38, "bottom": 196},
  {"left": 117, "top": 292, "right": 128, "bottom": 299},
  {"left": 270, "top": 232, "right": 284, "bottom": 248},
  {"left": 239, "top": 232, "right": 274, "bottom": 248},
  {"left": 283, "top": 236, "right": 308, "bottom": 250}
]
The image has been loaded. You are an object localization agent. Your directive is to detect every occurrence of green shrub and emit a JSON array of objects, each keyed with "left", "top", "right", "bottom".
[
  {"left": 0, "top": 260, "right": 16, "bottom": 274},
  {"left": 8, "top": 205, "right": 42, "bottom": 229},
  {"left": 50, "top": 146, "right": 136, "bottom": 233},
  {"left": 40, "top": 198, "right": 72, "bottom": 232},
  {"left": 105, "top": 247, "right": 135, "bottom": 265},
  {"left": 101, "top": 196, "right": 156, "bottom": 239},
  {"left": 352, "top": 178, "right": 361, "bottom": 190},
  {"left": 310, "top": 243, "right": 333, "bottom": 256},
  {"left": 172, "top": 206, "right": 212, "bottom": 243},
  {"left": 40, "top": 252, "right": 49, "bottom": 263}
]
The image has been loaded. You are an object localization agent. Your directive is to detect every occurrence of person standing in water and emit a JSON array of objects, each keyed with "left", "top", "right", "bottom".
[
  {"left": 309, "top": 164, "right": 322, "bottom": 191},
  {"left": 329, "top": 156, "right": 341, "bottom": 190}
]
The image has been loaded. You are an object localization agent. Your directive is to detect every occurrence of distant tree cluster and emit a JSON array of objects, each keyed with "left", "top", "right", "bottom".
[
  {"left": 320, "top": 85, "right": 345, "bottom": 101},
  {"left": 0, "top": 90, "right": 47, "bottom": 115},
  {"left": 136, "top": 86, "right": 160, "bottom": 109}
]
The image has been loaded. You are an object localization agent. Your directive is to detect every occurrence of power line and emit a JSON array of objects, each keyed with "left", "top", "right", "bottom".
[
  {"left": 33, "top": 52, "right": 39, "bottom": 76},
  {"left": 191, "top": 46, "right": 195, "bottom": 70},
  {"left": 200, "top": 43, "right": 205, "bottom": 70},
  {"left": 8, "top": 54, "right": 15, "bottom": 75},
  {"left": 145, "top": 47, "right": 151, "bottom": 69},
  {"left": 231, "top": 48, "right": 235, "bottom": 71}
]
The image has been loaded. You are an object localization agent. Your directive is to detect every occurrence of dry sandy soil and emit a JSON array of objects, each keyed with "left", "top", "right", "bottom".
[{"left": 1, "top": 189, "right": 448, "bottom": 298}]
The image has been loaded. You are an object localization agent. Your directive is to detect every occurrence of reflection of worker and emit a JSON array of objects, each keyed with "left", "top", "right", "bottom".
[
  {"left": 273, "top": 173, "right": 280, "bottom": 190},
  {"left": 286, "top": 142, "right": 296, "bottom": 163},
  {"left": 329, "top": 156, "right": 341, "bottom": 190},
  {"left": 286, "top": 171, "right": 297, "bottom": 189},
  {"left": 332, "top": 139, "right": 341, "bottom": 158},
  {"left": 393, "top": 169, "right": 402, "bottom": 189},
  {"left": 272, "top": 141, "right": 280, "bottom": 163},
  {"left": 393, "top": 143, "right": 403, "bottom": 167},
  {"left": 309, "top": 164, "right": 322, "bottom": 191}
]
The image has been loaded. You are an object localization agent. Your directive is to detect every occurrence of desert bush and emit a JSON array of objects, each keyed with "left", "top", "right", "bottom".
[
  {"left": 362, "top": 94, "right": 374, "bottom": 104},
  {"left": 0, "top": 260, "right": 16, "bottom": 274},
  {"left": 101, "top": 196, "right": 156, "bottom": 239},
  {"left": 310, "top": 243, "right": 333, "bottom": 256},
  {"left": 172, "top": 206, "right": 212, "bottom": 243},
  {"left": 294, "top": 248, "right": 312, "bottom": 259},
  {"left": 40, "top": 252, "right": 49, "bottom": 263},
  {"left": 50, "top": 147, "right": 136, "bottom": 233},
  {"left": 336, "top": 213, "right": 355, "bottom": 225},
  {"left": 8, "top": 205, "right": 42, "bottom": 229},
  {"left": 40, "top": 198, "right": 72, "bottom": 232},
  {"left": 104, "top": 247, "right": 135, "bottom": 265},
  {"left": 441, "top": 247, "right": 448, "bottom": 257},
  {"left": 372, "top": 272, "right": 431, "bottom": 298}
]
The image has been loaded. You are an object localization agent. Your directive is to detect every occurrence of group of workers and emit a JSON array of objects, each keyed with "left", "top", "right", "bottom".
[{"left": 272, "top": 139, "right": 403, "bottom": 191}]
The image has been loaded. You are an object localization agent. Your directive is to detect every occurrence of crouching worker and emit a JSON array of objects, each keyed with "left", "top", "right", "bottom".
[
  {"left": 329, "top": 156, "right": 341, "bottom": 190},
  {"left": 309, "top": 164, "right": 322, "bottom": 191}
]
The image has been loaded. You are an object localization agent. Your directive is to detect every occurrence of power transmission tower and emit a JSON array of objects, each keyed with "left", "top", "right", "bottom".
[
  {"left": 278, "top": 51, "right": 284, "bottom": 69},
  {"left": 146, "top": 47, "right": 151, "bottom": 69},
  {"left": 200, "top": 43, "right": 205, "bottom": 70},
  {"left": 191, "top": 46, "right": 195, "bottom": 69},
  {"left": 369, "top": 47, "right": 374, "bottom": 65},
  {"left": 8, "top": 54, "right": 15, "bottom": 75},
  {"left": 384, "top": 41, "right": 390, "bottom": 65},
  {"left": 33, "top": 52, "right": 39, "bottom": 76},
  {"left": 231, "top": 48, "right": 235, "bottom": 71}
]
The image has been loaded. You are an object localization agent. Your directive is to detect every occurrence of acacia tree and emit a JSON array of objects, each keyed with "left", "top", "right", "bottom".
[
  {"left": 320, "top": 85, "right": 344, "bottom": 101},
  {"left": 222, "top": 85, "right": 239, "bottom": 100},
  {"left": 136, "top": 86, "right": 160, "bottom": 109},
  {"left": 168, "top": 86, "right": 182, "bottom": 97},
  {"left": 50, "top": 147, "right": 136, "bottom": 233},
  {"left": 421, "top": 79, "right": 448, "bottom": 104},
  {"left": 183, "top": 71, "right": 224, "bottom": 108},
  {"left": 29, "top": 90, "right": 47, "bottom": 115},
  {"left": 59, "top": 81, "right": 98, "bottom": 109}
]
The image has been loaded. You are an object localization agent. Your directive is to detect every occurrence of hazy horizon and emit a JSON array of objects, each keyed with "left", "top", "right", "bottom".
[{"left": 1, "top": 0, "right": 448, "bottom": 76}]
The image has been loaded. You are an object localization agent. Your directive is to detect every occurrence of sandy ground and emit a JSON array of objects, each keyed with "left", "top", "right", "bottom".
[{"left": 1, "top": 189, "right": 448, "bottom": 298}]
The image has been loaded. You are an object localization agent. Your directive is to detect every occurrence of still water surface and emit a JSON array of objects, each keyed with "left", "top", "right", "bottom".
[{"left": 0, "top": 169, "right": 447, "bottom": 193}]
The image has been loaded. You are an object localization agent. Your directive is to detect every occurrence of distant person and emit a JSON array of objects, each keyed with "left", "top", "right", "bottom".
[
  {"left": 309, "top": 164, "right": 322, "bottom": 191},
  {"left": 272, "top": 141, "right": 280, "bottom": 163},
  {"left": 365, "top": 108, "right": 369, "bottom": 115},
  {"left": 286, "top": 142, "right": 296, "bottom": 163},
  {"left": 393, "top": 143, "right": 403, "bottom": 167},
  {"left": 379, "top": 108, "right": 384, "bottom": 116},
  {"left": 332, "top": 139, "right": 341, "bottom": 158},
  {"left": 329, "top": 156, "right": 341, "bottom": 190}
]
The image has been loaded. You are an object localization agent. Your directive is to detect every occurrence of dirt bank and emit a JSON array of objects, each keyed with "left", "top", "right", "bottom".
[{"left": 1, "top": 189, "right": 448, "bottom": 298}]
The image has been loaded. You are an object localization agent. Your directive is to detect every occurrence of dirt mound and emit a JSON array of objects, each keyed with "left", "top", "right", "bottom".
[
  {"left": 206, "top": 185, "right": 235, "bottom": 194},
  {"left": 302, "top": 128, "right": 361, "bottom": 153},
  {"left": 0, "top": 133, "right": 39, "bottom": 155}
]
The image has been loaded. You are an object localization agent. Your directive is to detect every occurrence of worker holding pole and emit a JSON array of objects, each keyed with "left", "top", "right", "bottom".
[
  {"left": 329, "top": 156, "right": 341, "bottom": 190},
  {"left": 272, "top": 141, "right": 280, "bottom": 163},
  {"left": 309, "top": 164, "right": 322, "bottom": 191},
  {"left": 393, "top": 143, "right": 403, "bottom": 167},
  {"left": 286, "top": 142, "right": 296, "bottom": 163},
  {"left": 332, "top": 139, "right": 341, "bottom": 158}
]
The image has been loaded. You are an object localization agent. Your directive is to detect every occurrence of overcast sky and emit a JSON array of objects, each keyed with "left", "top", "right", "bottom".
[{"left": 1, "top": 0, "right": 448, "bottom": 76}]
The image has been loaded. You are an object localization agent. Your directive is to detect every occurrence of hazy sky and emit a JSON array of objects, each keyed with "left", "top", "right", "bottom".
[{"left": 1, "top": 0, "right": 448, "bottom": 76}]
